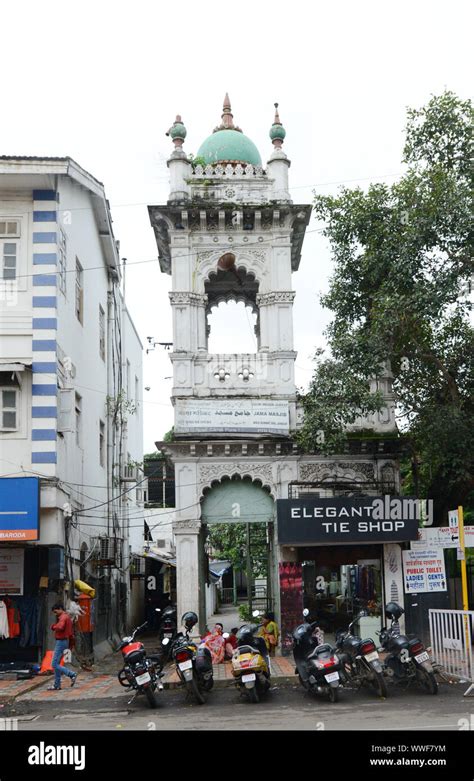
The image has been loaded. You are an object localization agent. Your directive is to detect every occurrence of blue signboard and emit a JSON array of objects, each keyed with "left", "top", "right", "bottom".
[{"left": 0, "top": 477, "right": 40, "bottom": 541}]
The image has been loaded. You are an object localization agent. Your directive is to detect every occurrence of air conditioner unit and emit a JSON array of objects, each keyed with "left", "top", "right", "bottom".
[
  {"left": 91, "top": 536, "right": 122, "bottom": 567},
  {"left": 121, "top": 465, "right": 140, "bottom": 482}
]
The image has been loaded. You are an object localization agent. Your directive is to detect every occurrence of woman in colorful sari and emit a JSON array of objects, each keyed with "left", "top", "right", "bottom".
[
  {"left": 258, "top": 612, "right": 280, "bottom": 656},
  {"left": 201, "top": 622, "right": 226, "bottom": 664}
]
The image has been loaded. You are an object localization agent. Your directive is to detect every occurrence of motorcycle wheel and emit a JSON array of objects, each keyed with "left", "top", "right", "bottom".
[
  {"left": 186, "top": 676, "right": 207, "bottom": 704},
  {"left": 328, "top": 686, "right": 339, "bottom": 703},
  {"left": 416, "top": 667, "right": 438, "bottom": 695},
  {"left": 248, "top": 685, "right": 259, "bottom": 704},
  {"left": 144, "top": 686, "right": 158, "bottom": 709},
  {"left": 368, "top": 671, "right": 388, "bottom": 698}
]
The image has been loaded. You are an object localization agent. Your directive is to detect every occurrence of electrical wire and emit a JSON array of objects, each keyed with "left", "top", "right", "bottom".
[{"left": 8, "top": 225, "right": 326, "bottom": 283}]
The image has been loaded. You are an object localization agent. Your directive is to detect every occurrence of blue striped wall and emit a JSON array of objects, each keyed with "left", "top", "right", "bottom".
[{"left": 31, "top": 190, "right": 59, "bottom": 470}]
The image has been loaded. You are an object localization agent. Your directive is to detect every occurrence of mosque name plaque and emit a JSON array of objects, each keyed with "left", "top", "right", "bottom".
[{"left": 175, "top": 399, "right": 289, "bottom": 435}]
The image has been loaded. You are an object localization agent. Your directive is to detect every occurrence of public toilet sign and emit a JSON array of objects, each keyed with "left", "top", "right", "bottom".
[
  {"left": 402, "top": 548, "right": 447, "bottom": 593},
  {"left": 411, "top": 525, "right": 474, "bottom": 551},
  {"left": 448, "top": 509, "right": 459, "bottom": 545},
  {"left": 0, "top": 477, "right": 40, "bottom": 541},
  {"left": 277, "top": 496, "right": 422, "bottom": 544}
]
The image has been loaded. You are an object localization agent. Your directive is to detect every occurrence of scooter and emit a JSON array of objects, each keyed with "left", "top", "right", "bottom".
[
  {"left": 231, "top": 611, "right": 271, "bottom": 703},
  {"left": 378, "top": 602, "right": 438, "bottom": 695},
  {"left": 117, "top": 620, "right": 164, "bottom": 708},
  {"left": 164, "top": 611, "right": 213, "bottom": 705},
  {"left": 335, "top": 610, "right": 388, "bottom": 698},
  {"left": 293, "top": 609, "right": 342, "bottom": 703}
]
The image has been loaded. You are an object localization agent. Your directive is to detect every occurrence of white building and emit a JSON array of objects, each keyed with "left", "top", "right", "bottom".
[
  {"left": 148, "top": 97, "right": 406, "bottom": 645},
  {"left": 0, "top": 157, "right": 143, "bottom": 659}
]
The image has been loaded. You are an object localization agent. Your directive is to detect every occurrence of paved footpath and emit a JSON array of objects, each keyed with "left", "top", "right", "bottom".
[{"left": 2, "top": 658, "right": 296, "bottom": 706}]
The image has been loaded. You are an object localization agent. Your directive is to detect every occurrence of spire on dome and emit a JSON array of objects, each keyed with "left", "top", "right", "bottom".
[
  {"left": 213, "top": 93, "right": 242, "bottom": 133},
  {"left": 269, "top": 102, "right": 286, "bottom": 148},
  {"left": 166, "top": 114, "right": 187, "bottom": 149}
]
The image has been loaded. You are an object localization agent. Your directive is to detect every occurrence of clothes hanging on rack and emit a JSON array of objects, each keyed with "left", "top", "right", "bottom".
[
  {"left": 5, "top": 598, "right": 20, "bottom": 638},
  {"left": 0, "top": 601, "right": 10, "bottom": 639},
  {"left": 17, "top": 597, "right": 40, "bottom": 647}
]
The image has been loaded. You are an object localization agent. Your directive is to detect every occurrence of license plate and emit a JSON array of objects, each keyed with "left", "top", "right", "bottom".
[
  {"left": 136, "top": 672, "right": 151, "bottom": 685},
  {"left": 415, "top": 651, "right": 429, "bottom": 663},
  {"left": 242, "top": 673, "right": 256, "bottom": 683},
  {"left": 365, "top": 651, "right": 379, "bottom": 662},
  {"left": 179, "top": 660, "right": 193, "bottom": 671},
  {"left": 164, "top": 633, "right": 172, "bottom": 638},
  {"left": 325, "top": 672, "right": 339, "bottom": 683}
]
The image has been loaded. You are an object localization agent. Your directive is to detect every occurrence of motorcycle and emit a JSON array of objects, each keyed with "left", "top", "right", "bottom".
[
  {"left": 164, "top": 611, "right": 213, "bottom": 704},
  {"left": 293, "top": 609, "right": 342, "bottom": 703},
  {"left": 117, "top": 620, "right": 164, "bottom": 708},
  {"left": 230, "top": 612, "right": 271, "bottom": 703},
  {"left": 158, "top": 605, "right": 177, "bottom": 660},
  {"left": 378, "top": 602, "right": 438, "bottom": 695},
  {"left": 335, "top": 610, "right": 388, "bottom": 698}
]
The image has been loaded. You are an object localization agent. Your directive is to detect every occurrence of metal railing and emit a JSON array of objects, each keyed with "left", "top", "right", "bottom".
[{"left": 429, "top": 608, "right": 474, "bottom": 697}]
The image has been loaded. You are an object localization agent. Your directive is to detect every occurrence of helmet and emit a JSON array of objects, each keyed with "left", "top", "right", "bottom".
[
  {"left": 385, "top": 602, "right": 404, "bottom": 620},
  {"left": 236, "top": 625, "right": 254, "bottom": 646},
  {"left": 182, "top": 611, "right": 198, "bottom": 630}
]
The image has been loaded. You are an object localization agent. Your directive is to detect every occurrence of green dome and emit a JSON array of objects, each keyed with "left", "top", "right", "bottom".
[{"left": 197, "top": 129, "right": 262, "bottom": 166}]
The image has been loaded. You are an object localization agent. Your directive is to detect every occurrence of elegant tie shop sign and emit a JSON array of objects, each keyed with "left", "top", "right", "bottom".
[{"left": 277, "top": 496, "right": 425, "bottom": 544}]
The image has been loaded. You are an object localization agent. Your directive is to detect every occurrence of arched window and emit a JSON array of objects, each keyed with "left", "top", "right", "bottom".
[{"left": 205, "top": 259, "right": 259, "bottom": 353}]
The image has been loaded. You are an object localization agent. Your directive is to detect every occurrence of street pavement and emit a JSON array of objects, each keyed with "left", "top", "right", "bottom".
[{"left": 4, "top": 675, "right": 472, "bottom": 732}]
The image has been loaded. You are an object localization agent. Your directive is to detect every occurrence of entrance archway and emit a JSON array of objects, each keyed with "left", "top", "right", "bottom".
[{"left": 200, "top": 476, "right": 276, "bottom": 630}]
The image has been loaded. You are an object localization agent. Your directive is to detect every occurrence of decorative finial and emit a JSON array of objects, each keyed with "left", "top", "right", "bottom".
[
  {"left": 269, "top": 102, "right": 286, "bottom": 148},
  {"left": 213, "top": 93, "right": 242, "bottom": 133},
  {"left": 166, "top": 114, "right": 187, "bottom": 148}
]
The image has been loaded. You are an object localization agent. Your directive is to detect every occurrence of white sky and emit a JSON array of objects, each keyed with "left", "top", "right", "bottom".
[{"left": 2, "top": 0, "right": 471, "bottom": 452}]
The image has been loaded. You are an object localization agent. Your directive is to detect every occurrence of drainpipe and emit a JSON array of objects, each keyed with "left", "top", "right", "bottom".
[{"left": 106, "top": 286, "right": 114, "bottom": 538}]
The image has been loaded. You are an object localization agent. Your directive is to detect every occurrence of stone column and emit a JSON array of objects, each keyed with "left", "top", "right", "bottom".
[{"left": 173, "top": 520, "right": 202, "bottom": 627}]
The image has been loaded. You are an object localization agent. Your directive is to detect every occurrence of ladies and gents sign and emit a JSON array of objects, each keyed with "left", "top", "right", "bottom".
[{"left": 277, "top": 495, "right": 426, "bottom": 544}]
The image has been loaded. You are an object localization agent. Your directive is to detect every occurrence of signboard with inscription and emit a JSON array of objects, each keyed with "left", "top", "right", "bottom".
[{"left": 175, "top": 399, "right": 289, "bottom": 435}]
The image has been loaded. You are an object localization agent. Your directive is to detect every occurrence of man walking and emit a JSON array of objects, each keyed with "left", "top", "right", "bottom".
[{"left": 48, "top": 602, "right": 78, "bottom": 691}]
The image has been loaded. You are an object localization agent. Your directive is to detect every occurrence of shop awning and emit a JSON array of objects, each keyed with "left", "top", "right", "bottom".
[
  {"left": 209, "top": 560, "right": 232, "bottom": 578},
  {"left": 0, "top": 360, "right": 32, "bottom": 371},
  {"left": 143, "top": 549, "right": 176, "bottom": 567}
]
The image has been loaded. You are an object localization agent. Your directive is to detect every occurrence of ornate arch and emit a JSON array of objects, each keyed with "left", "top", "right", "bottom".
[
  {"left": 195, "top": 248, "right": 268, "bottom": 290},
  {"left": 198, "top": 464, "right": 277, "bottom": 502}
]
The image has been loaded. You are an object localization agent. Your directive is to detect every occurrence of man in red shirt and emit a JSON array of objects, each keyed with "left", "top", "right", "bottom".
[{"left": 48, "top": 602, "right": 78, "bottom": 691}]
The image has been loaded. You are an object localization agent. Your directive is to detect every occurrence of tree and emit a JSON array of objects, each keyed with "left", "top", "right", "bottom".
[
  {"left": 207, "top": 523, "right": 268, "bottom": 580},
  {"left": 298, "top": 91, "right": 473, "bottom": 524}
]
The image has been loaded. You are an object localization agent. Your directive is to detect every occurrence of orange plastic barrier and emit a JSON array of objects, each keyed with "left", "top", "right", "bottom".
[{"left": 39, "top": 650, "right": 65, "bottom": 674}]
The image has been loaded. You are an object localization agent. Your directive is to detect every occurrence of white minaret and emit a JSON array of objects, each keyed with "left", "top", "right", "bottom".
[{"left": 148, "top": 97, "right": 311, "bottom": 626}]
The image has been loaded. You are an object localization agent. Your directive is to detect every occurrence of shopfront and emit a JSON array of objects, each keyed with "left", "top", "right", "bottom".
[
  {"left": 277, "top": 496, "right": 421, "bottom": 654},
  {"left": 0, "top": 477, "right": 44, "bottom": 664}
]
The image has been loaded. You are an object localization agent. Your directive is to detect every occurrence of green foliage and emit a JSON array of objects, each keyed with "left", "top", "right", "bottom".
[
  {"left": 299, "top": 91, "right": 473, "bottom": 523},
  {"left": 189, "top": 155, "right": 207, "bottom": 169},
  {"left": 207, "top": 523, "right": 268, "bottom": 580},
  {"left": 238, "top": 604, "right": 253, "bottom": 622}
]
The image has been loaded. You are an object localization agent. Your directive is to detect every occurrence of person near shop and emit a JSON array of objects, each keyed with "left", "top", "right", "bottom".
[
  {"left": 201, "top": 622, "right": 226, "bottom": 664},
  {"left": 225, "top": 627, "right": 239, "bottom": 659},
  {"left": 258, "top": 612, "right": 279, "bottom": 656},
  {"left": 48, "top": 603, "right": 78, "bottom": 691}
]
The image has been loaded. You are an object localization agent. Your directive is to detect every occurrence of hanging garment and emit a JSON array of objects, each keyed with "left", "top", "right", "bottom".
[
  {"left": 5, "top": 598, "right": 20, "bottom": 638},
  {"left": 17, "top": 597, "right": 39, "bottom": 647},
  {"left": 0, "top": 600, "right": 10, "bottom": 639}
]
